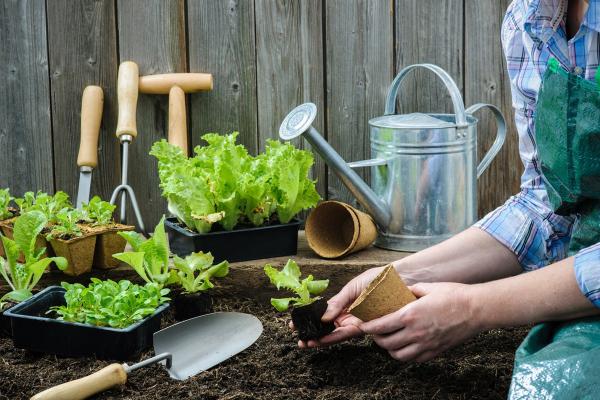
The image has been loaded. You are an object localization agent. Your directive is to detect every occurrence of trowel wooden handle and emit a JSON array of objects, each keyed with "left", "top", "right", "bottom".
[
  {"left": 30, "top": 363, "right": 127, "bottom": 400},
  {"left": 169, "top": 85, "right": 188, "bottom": 154},
  {"left": 116, "top": 61, "right": 139, "bottom": 139},
  {"left": 77, "top": 86, "right": 103, "bottom": 168},
  {"left": 139, "top": 73, "right": 213, "bottom": 94}
]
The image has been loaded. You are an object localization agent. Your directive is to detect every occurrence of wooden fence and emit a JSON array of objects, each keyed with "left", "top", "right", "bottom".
[{"left": 0, "top": 0, "right": 520, "bottom": 232}]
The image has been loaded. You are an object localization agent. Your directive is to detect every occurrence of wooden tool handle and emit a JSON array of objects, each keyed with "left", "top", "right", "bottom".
[
  {"left": 116, "top": 61, "right": 139, "bottom": 139},
  {"left": 138, "top": 73, "right": 213, "bottom": 94},
  {"left": 169, "top": 85, "right": 188, "bottom": 155},
  {"left": 77, "top": 86, "right": 103, "bottom": 168},
  {"left": 31, "top": 363, "right": 127, "bottom": 400}
]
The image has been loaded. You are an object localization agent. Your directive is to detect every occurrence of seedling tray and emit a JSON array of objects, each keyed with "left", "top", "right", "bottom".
[
  {"left": 5, "top": 286, "right": 168, "bottom": 360},
  {"left": 165, "top": 217, "right": 302, "bottom": 263}
]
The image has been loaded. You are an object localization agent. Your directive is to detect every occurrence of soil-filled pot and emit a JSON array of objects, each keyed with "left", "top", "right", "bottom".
[
  {"left": 91, "top": 224, "right": 135, "bottom": 269},
  {"left": 291, "top": 297, "right": 335, "bottom": 342},
  {"left": 1, "top": 218, "right": 55, "bottom": 264},
  {"left": 165, "top": 217, "right": 302, "bottom": 264},
  {"left": 173, "top": 290, "right": 214, "bottom": 321},
  {"left": 49, "top": 233, "right": 97, "bottom": 276},
  {"left": 4, "top": 286, "right": 169, "bottom": 360}
]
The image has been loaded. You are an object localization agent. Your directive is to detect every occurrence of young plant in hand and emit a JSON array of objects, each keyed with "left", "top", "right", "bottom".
[
  {"left": 0, "top": 211, "right": 67, "bottom": 310},
  {"left": 265, "top": 259, "right": 335, "bottom": 341}
]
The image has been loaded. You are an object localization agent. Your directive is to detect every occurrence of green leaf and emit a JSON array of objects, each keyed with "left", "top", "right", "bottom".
[
  {"left": 304, "top": 278, "right": 329, "bottom": 295},
  {"left": 264, "top": 259, "right": 329, "bottom": 310},
  {"left": 270, "top": 297, "right": 297, "bottom": 312},
  {"left": 27, "top": 257, "right": 67, "bottom": 290},
  {"left": 113, "top": 252, "right": 150, "bottom": 284},
  {"left": 13, "top": 211, "right": 47, "bottom": 262},
  {"left": 117, "top": 231, "right": 144, "bottom": 253},
  {"left": 1, "top": 288, "right": 33, "bottom": 304}
]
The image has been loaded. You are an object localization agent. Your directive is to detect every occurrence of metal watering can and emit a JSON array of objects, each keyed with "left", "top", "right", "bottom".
[{"left": 279, "top": 64, "right": 506, "bottom": 252}]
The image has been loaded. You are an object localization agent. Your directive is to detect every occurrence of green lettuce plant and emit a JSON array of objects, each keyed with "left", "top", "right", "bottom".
[
  {"left": 264, "top": 259, "right": 329, "bottom": 311},
  {"left": 0, "top": 211, "right": 68, "bottom": 310},
  {"left": 112, "top": 215, "right": 178, "bottom": 289},
  {"left": 15, "top": 190, "right": 72, "bottom": 220},
  {"left": 82, "top": 196, "right": 117, "bottom": 226},
  {"left": 150, "top": 133, "right": 321, "bottom": 233},
  {"left": 50, "top": 278, "right": 170, "bottom": 329},
  {"left": 0, "top": 188, "right": 15, "bottom": 220},
  {"left": 46, "top": 208, "right": 83, "bottom": 240},
  {"left": 173, "top": 251, "right": 229, "bottom": 293}
]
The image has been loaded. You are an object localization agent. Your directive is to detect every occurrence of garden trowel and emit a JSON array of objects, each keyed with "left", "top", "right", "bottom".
[
  {"left": 76, "top": 86, "right": 104, "bottom": 210},
  {"left": 31, "top": 312, "right": 263, "bottom": 400}
]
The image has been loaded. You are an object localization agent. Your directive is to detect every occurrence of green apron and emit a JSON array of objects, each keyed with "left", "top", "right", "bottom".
[{"left": 509, "top": 59, "right": 600, "bottom": 399}]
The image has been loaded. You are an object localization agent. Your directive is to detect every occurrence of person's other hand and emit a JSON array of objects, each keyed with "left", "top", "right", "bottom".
[
  {"left": 359, "top": 282, "right": 481, "bottom": 362},
  {"left": 290, "top": 265, "right": 386, "bottom": 348}
]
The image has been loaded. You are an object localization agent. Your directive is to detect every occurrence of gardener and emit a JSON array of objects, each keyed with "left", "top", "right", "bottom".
[{"left": 295, "top": 0, "right": 600, "bottom": 396}]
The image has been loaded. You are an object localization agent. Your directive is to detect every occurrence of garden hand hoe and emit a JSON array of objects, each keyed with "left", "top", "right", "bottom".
[
  {"left": 109, "top": 61, "right": 147, "bottom": 237},
  {"left": 31, "top": 312, "right": 263, "bottom": 400},
  {"left": 138, "top": 72, "right": 213, "bottom": 154},
  {"left": 76, "top": 86, "right": 103, "bottom": 211}
]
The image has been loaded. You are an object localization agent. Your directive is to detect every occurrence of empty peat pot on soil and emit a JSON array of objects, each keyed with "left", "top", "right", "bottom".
[
  {"left": 4, "top": 286, "right": 169, "bottom": 360},
  {"left": 91, "top": 224, "right": 135, "bottom": 269},
  {"left": 164, "top": 217, "right": 302, "bottom": 263},
  {"left": 291, "top": 297, "right": 335, "bottom": 342},
  {"left": 171, "top": 290, "right": 214, "bottom": 322}
]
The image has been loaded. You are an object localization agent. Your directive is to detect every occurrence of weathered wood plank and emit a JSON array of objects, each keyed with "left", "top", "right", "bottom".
[
  {"left": 395, "top": 0, "right": 464, "bottom": 115},
  {"left": 187, "top": 0, "right": 258, "bottom": 156},
  {"left": 465, "top": 0, "right": 522, "bottom": 218},
  {"left": 0, "top": 0, "right": 53, "bottom": 197},
  {"left": 116, "top": 0, "right": 186, "bottom": 232},
  {"left": 46, "top": 0, "right": 120, "bottom": 206},
  {"left": 254, "top": 0, "right": 326, "bottom": 212},
  {"left": 325, "top": 0, "right": 394, "bottom": 208}
]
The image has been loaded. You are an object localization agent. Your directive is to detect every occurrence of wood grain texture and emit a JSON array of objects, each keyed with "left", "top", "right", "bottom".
[
  {"left": 46, "top": 0, "right": 119, "bottom": 205},
  {"left": 325, "top": 0, "right": 393, "bottom": 208},
  {"left": 395, "top": 0, "right": 464, "bottom": 115},
  {"left": 0, "top": 0, "right": 53, "bottom": 197},
  {"left": 465, "top": 0, "right": 522, "bottom": 218},
  {"left": 254, "top": 0, "right": 326, "bottom": 212},
  {"left": 116, "top": 0, "right": 186, "bottom": 232},
  {"left": 188, "top": 0, "right": 258, "bottom": 156}
]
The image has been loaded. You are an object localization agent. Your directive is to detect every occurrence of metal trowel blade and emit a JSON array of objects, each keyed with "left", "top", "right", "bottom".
[{"left": 153, "top": 312, "right": 263, "bottom": 380}]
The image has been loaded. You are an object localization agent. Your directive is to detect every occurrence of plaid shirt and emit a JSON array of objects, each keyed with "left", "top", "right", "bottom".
[{"left": 475, "top": 0, "right": 600, "bottom": 306}]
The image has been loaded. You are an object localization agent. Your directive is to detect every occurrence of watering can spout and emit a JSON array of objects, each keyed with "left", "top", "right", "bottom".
[{"left": 279, "top": 103, "right": 391, "bottom": 230}]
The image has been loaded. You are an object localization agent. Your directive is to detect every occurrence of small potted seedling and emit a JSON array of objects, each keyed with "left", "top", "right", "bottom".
[
  {"left": 2, "top": 190, "right": 71, "bottom": 262},
  {"left": 0, "top": 188, "right": 16, "bottom": 258},
  {"left": 113, "top": 215, "right": 179, "bottom": 290},
  {"left": 46, "top": 208, "right": 96, "bottom": 276},
  {"left": 265, "top": 259, "right": 335, "bottom": 341},
  {"left": 171, "top": 251, "right": 229, "bottom": 321},
  {"left": 0, "top": 211, "right": 67, "bottom": 336},
  {"left": 82, "top": 196, "right": 134, "bottom": 269},
  {"left": 5, "top": 278, "right": 169, "bottom": 360}
]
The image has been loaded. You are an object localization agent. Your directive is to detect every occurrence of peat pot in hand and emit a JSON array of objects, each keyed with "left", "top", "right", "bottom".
[{"left": 279, "top": 64, "right": 506, "bottom": 252}]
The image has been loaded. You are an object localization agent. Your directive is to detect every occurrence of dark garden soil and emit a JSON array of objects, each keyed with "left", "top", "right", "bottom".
[{"left": 0, "top": 295, "right": 530, "bottom": 400}]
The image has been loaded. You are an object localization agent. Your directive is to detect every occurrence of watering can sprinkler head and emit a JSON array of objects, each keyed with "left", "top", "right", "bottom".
[{"left": 279, "top": 103, "right": 392, "bottom": 231}]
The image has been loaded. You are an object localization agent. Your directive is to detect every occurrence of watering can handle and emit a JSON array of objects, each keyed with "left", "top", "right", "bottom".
[
  {"left": 385, "top": 64, "right": 468, "bottom": 127},
  {"left": 465, "top": 103, "right": 507, "bottom": 179}
]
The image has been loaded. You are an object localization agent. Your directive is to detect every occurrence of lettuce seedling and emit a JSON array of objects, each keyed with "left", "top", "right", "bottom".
[
  {"left": 82, "top": 196, "right": 116, "bottom": 226},
  {"left": 113, "top": 215, "right": 179, "bottom": 289},
  {"left": 46, "top": 208, "right": 83, "bottom": 240},
  {"left": 50, "top": 278, "right": 170, "bottom": 329},
  {"left": 15, "top": 190, "right": 71, "bottom": 220},
  {"left": 0, "top": 211, "right": 68, "bottom": 310},
  {"left": 173, "top": 251, "right": 229, "bottom": 293},
  {"left": 264, "top": 259, "right": 329, "bottom": 311},
  {"left": 0, "top": 188, "right": 15, "bottom": 220}
]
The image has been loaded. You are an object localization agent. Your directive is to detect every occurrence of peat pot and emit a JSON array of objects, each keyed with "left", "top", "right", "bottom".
[
  {"left": 279, "top": 64, "right": 506, "bottom": 252},
  {"left": 5, "top": 286, "right": 169, "bottom": 360},
  {"left": 165, "top": 217, "right": 302, "bottom": 263}
]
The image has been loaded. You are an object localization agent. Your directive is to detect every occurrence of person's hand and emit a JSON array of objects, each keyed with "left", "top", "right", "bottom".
[
  {"left": 290, "top": 265, "right": 387, "bottom": 348},
  {"left": 359, "top": 281, "right": 482, "bottom": 363}
]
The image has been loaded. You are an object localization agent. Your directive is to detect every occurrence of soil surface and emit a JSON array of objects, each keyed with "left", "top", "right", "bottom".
[{"left": 0, "top": 296, "right": 530, "bottom": 400}]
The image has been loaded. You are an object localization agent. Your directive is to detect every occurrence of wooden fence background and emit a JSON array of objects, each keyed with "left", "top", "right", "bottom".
[{"left": 0, "top": 0, "right": 520, "bottom": 232}]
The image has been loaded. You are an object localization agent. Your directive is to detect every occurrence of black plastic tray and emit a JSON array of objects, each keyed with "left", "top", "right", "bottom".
[
  {"left": 165, "top": 217, "right": 302, "bottom": 263},
  {"left": 5, "top": 286, "right": 168, "bottom": 360}
]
